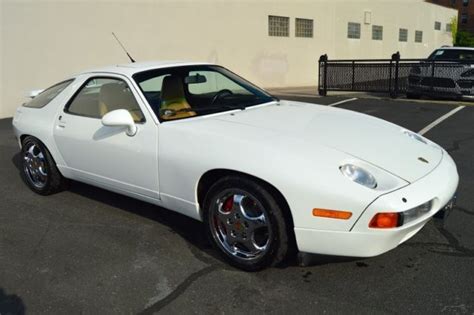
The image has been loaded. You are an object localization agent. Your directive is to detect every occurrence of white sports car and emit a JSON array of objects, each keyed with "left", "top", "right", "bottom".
[{"left": 13, "top": 61, "right": 458, "bottom": 270}]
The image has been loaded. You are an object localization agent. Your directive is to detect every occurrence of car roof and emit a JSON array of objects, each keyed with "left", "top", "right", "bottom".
[
  {"left": 436, "top": 46, "right": 474, "bottom": 51},
  {"left": 78, "top": 60, "right": 213, "bottom": 77}
]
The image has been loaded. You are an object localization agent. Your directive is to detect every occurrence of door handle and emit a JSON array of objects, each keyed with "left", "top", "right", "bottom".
[{"left": 57, "top": 115, "right": 66, "bottom": 128}]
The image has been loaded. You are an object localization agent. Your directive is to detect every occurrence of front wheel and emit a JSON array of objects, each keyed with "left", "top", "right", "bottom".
[
  {"left": 21, "top": 136, "right": 68, "bottom": 195},
  {"left": 203, "top": 176, "right": 291, "bottom": 271}
]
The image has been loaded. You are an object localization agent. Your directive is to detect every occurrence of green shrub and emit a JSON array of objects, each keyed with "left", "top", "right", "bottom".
[{"left": 455, "top": 31, "right": 474, "bottom": 47}]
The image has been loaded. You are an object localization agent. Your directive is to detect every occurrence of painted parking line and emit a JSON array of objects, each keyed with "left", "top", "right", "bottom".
[
  {"left": 418, "top": 106, "right": 466, "bottom": 135},
  {"left": 328, "top": 98, "right": 358, "bottom": 107}
]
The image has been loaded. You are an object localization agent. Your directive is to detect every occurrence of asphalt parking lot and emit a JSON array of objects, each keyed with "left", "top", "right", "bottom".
[{"left": 1, "top": 94, "right": 473, "bottom": 314}]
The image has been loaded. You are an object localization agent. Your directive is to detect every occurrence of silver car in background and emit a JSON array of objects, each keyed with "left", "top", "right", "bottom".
[{"left": 407, "top": 47, "right": 474, "bottom": 99}]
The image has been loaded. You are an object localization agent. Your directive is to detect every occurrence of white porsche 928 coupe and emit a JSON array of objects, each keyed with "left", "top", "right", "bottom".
[{"left": 13, "top": 61, "right": 458, "bottom": 270}]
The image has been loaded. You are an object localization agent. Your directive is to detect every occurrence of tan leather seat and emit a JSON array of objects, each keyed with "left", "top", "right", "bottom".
[
  {"left": 160, "top": 76, "right": 196, "bottom": 120},
  {"left": 99, "top": 83, "right": 144, "bottom": 122}
]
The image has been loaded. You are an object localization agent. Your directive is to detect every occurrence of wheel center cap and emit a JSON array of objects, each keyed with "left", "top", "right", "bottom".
[{"left": 234, "top": 221, "right": 242, "bottom": 231}]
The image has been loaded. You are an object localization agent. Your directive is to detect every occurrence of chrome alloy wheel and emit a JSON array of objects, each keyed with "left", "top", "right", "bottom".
[
  {"left": 23, "top": 144, "right": 48, "bottom": 189},
  {"left": 210, "top": 190, "right": 272, "bottom": 261}
]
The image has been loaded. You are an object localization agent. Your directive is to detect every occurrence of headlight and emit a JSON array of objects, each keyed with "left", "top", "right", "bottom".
[
  {"left": 401, "top": 200, "right": 433, "bottom": 225},
  {"left": 402, "top": 130, "right": 427, "bottom": 144},
  {"left": 340, "top": 164, "right": 377, "bottom": 189},
  {"left": 369, "top": 200, "right": 434, "bottom": 229}
]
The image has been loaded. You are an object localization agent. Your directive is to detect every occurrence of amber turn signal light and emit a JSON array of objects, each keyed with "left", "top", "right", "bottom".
[
  {"left": 369, "top": 212, "right": 401, "bottom": 228},
  {"left": 312, "top": 209, "right": 352, "bottom": 220}
]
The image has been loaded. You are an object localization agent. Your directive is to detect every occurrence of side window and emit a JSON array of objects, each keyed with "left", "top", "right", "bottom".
[
  {"left": 24, "top": 80, "right": 73, "bottom": 108},
  {"left": 187, "top": 71, "right": 250, "bottom": 96},
  {"left": 459, "top": 51, "right": 474, "bottom": 60},
  {"left": 66, "top": 77, "right": 145, "bottom": 123}
]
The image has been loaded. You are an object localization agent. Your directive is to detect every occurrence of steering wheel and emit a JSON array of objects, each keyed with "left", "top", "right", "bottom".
[{"left": 210, "top": 89, "right": 233, "bottom": 106}]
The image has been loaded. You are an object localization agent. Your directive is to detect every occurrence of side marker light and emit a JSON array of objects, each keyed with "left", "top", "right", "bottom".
[{"left": 313, "top": 209, "right": 353, "bottom": 220}]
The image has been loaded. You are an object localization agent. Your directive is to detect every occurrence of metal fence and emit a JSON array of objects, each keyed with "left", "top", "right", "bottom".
[{"left": 318, "top": 52, "right": 474, "bottom": 99}]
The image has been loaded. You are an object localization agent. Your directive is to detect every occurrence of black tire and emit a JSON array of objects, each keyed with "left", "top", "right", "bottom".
[
  {"left": 21, "top": 136, "right": 68, "bottom": 195},
  {"left": 406, "top": 92, "right": 421, "bottom": 99},
  {"left": 203, "top": 175, "right": 291, "bottom": 271}
]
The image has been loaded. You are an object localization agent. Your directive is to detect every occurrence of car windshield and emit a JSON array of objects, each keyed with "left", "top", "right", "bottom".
[
  {"left": 427, "top": 49, "right": 474, "bottom": 61},
  {"left": 133, "top": 65, "right": 276, "bottom": 121}
]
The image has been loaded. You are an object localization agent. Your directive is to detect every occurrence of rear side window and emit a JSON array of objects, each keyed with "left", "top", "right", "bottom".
[{"left": 24, "top": 80, "right": 73, "bottom": 108}]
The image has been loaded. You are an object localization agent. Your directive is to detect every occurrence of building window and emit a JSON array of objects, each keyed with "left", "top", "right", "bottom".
[
  {"left": 446, "top": 23, "right": 452, "bottom": 32},
  {"left": 347, "top": 22, "right": 361, "bottom": 39},
  {"left": 415, "top": 30, "right": 423, "bottom": 43},
  {"left": 399, "top": 28, "right": 408, "bottom": 42},
  {"left": 463, "top": 0, "right": 469, "bottom": 6},
  {"left": 268, "top": 15, "right": 290, "bottom": 37},
  {"left": 461, "top": 13, "right": 468, "bottom": 24},
  {"left": 451, "top": 0, "right": 457, "bottom": 5},
  {"left": 295, "top": 18, "right": 314, "bottom": 38},
  {"left": 372, "top": 25, "right": 383, "bottom": 40},
  {"left": 435, "top": 21, "right": 441, "bottom": 30}
]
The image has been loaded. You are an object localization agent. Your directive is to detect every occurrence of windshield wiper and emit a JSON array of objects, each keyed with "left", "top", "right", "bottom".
[{"left": 221, "top": 104, "right": 247, "bottom": 110}]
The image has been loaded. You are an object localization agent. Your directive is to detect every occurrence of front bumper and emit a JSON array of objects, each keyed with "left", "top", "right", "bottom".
[
  {"left": 295, "top": 150, "right": 458, "bottom": 257},
  {"left": 408, "top": 75, "right": 474, "bottom": 97}
]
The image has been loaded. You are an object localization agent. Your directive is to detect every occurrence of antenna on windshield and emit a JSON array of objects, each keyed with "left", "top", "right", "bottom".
[{"left": 112, "top": 32, "right": 135, "bottom": 63}]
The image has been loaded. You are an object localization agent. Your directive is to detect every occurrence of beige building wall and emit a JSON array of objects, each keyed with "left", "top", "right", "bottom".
[
  {"left": 332, "top": 1, "right": 455, "bottom": 59},
  {"left": 0, "top": 0, "right": 456, "bottom": 118}
]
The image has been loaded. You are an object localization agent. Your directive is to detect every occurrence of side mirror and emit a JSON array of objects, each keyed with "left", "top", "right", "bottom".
[{"left": 101, "top": 109, "right": 137, "bottom": 136}]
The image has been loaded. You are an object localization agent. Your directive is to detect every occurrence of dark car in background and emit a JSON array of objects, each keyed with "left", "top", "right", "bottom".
[{"left": 407, "top": 47, "right": 474, "bottom": 99}]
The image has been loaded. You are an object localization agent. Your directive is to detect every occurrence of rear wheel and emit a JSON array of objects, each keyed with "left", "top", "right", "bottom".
[
  {"left": 21, "top": 136, "right": 68, "bottom": 195},
  {"left": 203, "top": 176, "right": 290, "bottom": 271}
]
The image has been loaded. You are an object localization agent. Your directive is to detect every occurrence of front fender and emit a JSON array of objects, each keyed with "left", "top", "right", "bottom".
[{"left": 158, "top": 119, "right": 407, "bottom": 231}]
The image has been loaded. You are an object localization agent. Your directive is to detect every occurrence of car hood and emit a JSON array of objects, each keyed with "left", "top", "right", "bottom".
[{"left": 211, "top": 101, "right": 442, "bottom": 183}]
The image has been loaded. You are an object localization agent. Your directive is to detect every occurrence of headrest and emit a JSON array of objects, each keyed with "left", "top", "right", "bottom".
[
  {"left": 99, "top": 83, "right": 126, "bottom": 105},
  {"left": 161, "top": 76, "right": 185, "bottom": 101}
]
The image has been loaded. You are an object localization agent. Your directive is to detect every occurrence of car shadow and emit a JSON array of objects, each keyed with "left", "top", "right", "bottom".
[
  {"left": 295, "top": 253, "right": 361, "bottom": 267},
  {"left": 11, "top": 151, "right": 222, "bottom": 266},
  {"left": 68, "top": 179, "right": 220, "bottom": 266},
  {"left": 0, "top": 288, "right": 26, "bottom": 315},
  {"left": 11, "top": 152, "right": 360, "bottom": 269}
]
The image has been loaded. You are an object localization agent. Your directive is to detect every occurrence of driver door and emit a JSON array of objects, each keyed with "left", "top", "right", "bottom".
[{"left": 53, "top": 74, "right": 159, "bottom": 200}]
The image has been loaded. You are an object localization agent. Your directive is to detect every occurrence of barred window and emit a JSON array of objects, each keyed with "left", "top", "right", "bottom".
[
  {"left": 463, "top": 0, "right": 469, "bottom": 6},
  {"left": 372, "top": 25, "right": 383, "bottom": 40},
  {"left": 347, "top": 22, "right": 361, "bottom": 39},
  {"left": 461, "top": 13, "right": 468, "bottom": 24},
  {"left": 435, "top": 21, "right": 441, "bottom": 30},
  {"left": 446, "top": 23, "right": 452, "bottom": 32},
  {"left": 268, "top": 15, "right": 289, "bottom": 37},
  {"left": 399, "top": 28, "right": 408, "bottom": 42},
  {"left": 295, "top": 18, "right": 313, "bottom": 38},
  {"left": 415, "top": 30, "right": 423, "bottom": 43}
]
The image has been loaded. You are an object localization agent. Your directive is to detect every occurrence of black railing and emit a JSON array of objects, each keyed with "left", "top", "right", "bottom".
[{"left": 318, "top": 52, "right": 474, "bottom": 99}]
